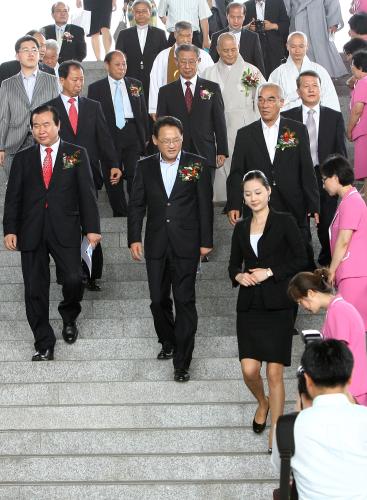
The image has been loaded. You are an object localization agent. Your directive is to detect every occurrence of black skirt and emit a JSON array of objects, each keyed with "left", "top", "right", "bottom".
[
  {"left": 85, "top": 0, "right": 113, "bottom": 36},
  {"left": 236, "top": 286, "right": 293, "bottom": 366}
]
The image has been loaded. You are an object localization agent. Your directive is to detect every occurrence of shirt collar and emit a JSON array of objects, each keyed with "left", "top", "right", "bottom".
[
  {"left": 312, "top": 393, "right": 351, "bottom": 408},
  {"left": 136, "top": 24, "right": 149, "bottom": 30},
  {"left": 56, "top": 24, "right": 67, "bottom": 30},
  {"left": 302, "top": 103, "right": 320, "bottom": 115},
  {"left": 261, "top": 115, "right": 280, "bottom": 131},
  {"left": 180, "top": 74, "right": 198, "bottom": 87},
  {"left": 21, "top": 69, "right": 38, "bottom": 79},
  {"left": 108, "top": 75, "right": 124, "bottom": 85},
  {"left": 160, "top": 151, "right": 181, "bottom": 165},
  {"left": 40, "top": 137, "right": 60, "bottom": 154},
  {"left": 61, "top": 93, "right": 79, "bottom": 104}
]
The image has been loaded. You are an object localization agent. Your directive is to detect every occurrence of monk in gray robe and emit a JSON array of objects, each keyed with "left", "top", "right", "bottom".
[
  {"left": 203, "top": 33, "right": 266, "bottom": 202},
  {"left": 284, "top": 0, "right": 347, "bottom": 78}
]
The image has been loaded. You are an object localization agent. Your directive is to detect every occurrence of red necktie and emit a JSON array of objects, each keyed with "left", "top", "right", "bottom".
[
  {"left": 185, "top": 81, "right": 193, "bottom": 113},
  {"left": 68, "top": 97, "right": 78, "bottom": 134},
  {"left": 42, "top": 147, "right": 53, "bottom": 189}
]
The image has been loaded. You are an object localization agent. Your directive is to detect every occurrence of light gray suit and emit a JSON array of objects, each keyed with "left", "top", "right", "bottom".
[{"left": 0, "top": 71, "right": 59, "bottom": 176}]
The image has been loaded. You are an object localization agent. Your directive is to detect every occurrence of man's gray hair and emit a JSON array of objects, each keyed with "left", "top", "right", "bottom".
[
  {"left": 258, "top": 82, "right": 285, "bottom": 100},
  {"left": 51, "top": 2, "right": 69, "bottom": 14},
  {"left": 217, "top": 32, "right": 237, "bottom": 48},
  {"left": 45, "top": 39, "right": 60, "bottom": 54},
  {"left": 175, "top": 21, "right": 193, "bottom": 33},
  {"left": 175, "top": 44, "right": 200, "bottom": 58},
  {"left": 226, "top": 1, "right": 246, "bottom": 15},
  {"left": 287, "top": 31, "right": 308, "bottom": 45},
  {"left": 132, "top": 0, "right": 152, "bottom": 10}
]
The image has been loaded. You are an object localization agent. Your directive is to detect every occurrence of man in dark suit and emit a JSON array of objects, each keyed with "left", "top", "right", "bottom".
[
  {"left": 282, "top": 70, "right": 347, "bottom": 266},
  {"left": 41, "top": 2, "right": 87, "bottom": 63},
  {"left": 0, "top": 31, "right": 54, "bottom": 87},
  {"left": 227, "top": 82, "right": 320, "bottom": 268},
  {"left": 115, "top": 0, "right": 168, "bottom": 104},
  {"left": 128, "top": 116, "right": 213, "bottom": 382},
  {"left": 157, "top": 44, "right": 228, "bottom": 183},
  {"left": 209, "top": 1, "right": 265, "bottom": 76},
  {"left": 244, "top": 0, "right": 289, "bottom": 78},
  {"left": 88, "top": 50, "right": 149, "bottom": 216},
  {"left": 3, "top": 105, "right": 100, "bottom": 361},
  {"left": 208, "top": 0, "right": 228, "bottom": 36},
  {"left": 45, "top": 60, "right": 122, "bottom": 291}
]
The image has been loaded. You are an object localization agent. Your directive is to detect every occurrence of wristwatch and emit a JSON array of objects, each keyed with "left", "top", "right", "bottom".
[{"left": 266, "top": 268, "right": 272, "bottom": 278}]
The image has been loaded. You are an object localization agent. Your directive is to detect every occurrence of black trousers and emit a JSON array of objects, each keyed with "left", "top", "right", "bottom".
[
  {"left": 168, "top": 30, "right": 202, "bottom": 48},
  {"left": 146, "top": 245, "right": 199, "bottom": 370},
  {"left": 21, "top": 212, "right": 84, "bottom": 351}
]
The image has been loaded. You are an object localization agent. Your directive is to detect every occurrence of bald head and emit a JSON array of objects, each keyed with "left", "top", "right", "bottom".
[{"left": 287, "top": 32, "right": 308, "bottom": 66}]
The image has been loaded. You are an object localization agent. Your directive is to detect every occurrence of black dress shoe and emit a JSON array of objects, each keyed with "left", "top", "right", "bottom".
[
  {"left": 201, "top": 255, "right": 209, "bottom": 263},
  {"left": 62, "top": 322, "right": 78, "bottom": 344},
  {"left": 252, "top": 400, "right": 269, "bottom": 434},
  {"left": 268, "top": 447, "right": 272, "bottom": 455},
  {"left": 157, "top": 343, "right": 174, "bottom": 360},
  {"left": 32, "top": 348, "right": 54, "bottom": 361},
  {"left": 174, "top": 369, "right": 190, "bottom": 382},
  {"left": 86, "top": 279, "right": 101, "bottom": 291}
]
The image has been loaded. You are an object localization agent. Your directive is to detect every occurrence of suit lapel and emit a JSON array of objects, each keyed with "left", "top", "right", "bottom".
[
  {"left": 173, "top": 79, "right": 188, "bottom": 116},
  {"left": 103, "top": 78, "right": 116, "bottom": 121},
  {"left": 253, "top": 120, "right": 272, "bottom": 165},
  {"left": 273, "top": 117, "right": 287, "bottom": 166},
  {"left": 143, "top": 26, "right": 152, "bottom": 56},
  {"left": 31, "top": 72, "right": 44, "bottom": 106},
  {"left": 153, "top": 153, "right": 168, "bottom": 199},
  {"left": 77, "top": 96, "right": 85, "bottom": 135},
  {"left": 36, "top": 145, "right": 46, "bottom": 188},
  {"left": 125, "top": 77, "right": 139, "bottom": 116},
  {"left": 168, "top": 151, "right": 187, "bottom": 199},
  {"left": 57, "top": 95, "right": 75, "bottom": 137},
  {"left": 14, "top": 73, "right": 30, "bottom": 104},
  {"left": 47, "top": 140, "right": 64, "bottom": 190},
  {"left": 318, "top": 106, "right": 326, "bottom": 152},
  {"left": 243, "top": 216, "right": 257, "bottom": 259}
]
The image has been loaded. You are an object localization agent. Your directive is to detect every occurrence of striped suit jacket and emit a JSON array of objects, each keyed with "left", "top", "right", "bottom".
[{"left": 0, "top": 71, "right": 59, "bottom": 154}]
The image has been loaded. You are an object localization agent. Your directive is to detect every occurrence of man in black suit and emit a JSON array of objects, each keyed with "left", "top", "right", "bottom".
[
  {"left": 41, "top": 2, "right": 87, "bottom": 63},
  {"left": 227, "top": 82, "right": 320, "bottom": 268},
  {"left": 244, "top": 0, "right": 289, "bottom": 78},
  {"left": 209, "top": 1, "right": 265, "bottom": 76},
  {"left": 3, "top": 105, "right": 100, "bottom": 361},
  {"left": 0, "top": 31, "right": 55, "bottom": 86},
  {"left": 282, "top": 70, "right": 347, "bottom": 266},
  {"left": 128, "top": 116, "right": 213, "bottom": 382},
  {"left": 45, "top": 60, "right": 122, "bottom": 291},
  {"left": 157, "top": 44, "right": 228, "bottom": 182},
  {"left": 208, "top": 0, "right": 228, "bottom": 36},
  {"left": 88, "top": 50, "right": 149, "bottom": 216},
  {"left": 115, "top": 0, "right": 168, "bottom": 104}
]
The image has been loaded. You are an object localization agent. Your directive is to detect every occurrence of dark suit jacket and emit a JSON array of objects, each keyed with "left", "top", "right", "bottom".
[
  {"left": 41, "top": 24, "right": 87, "bottom": 62},
  {"left": 3, "top": 140, "right": 100, "bottom": 251},
  {"left": 281, "top": 105, "right": 347, "bottom": 164},
  {"left": 45, "top": 95, "right": 119, "bottom": 189},
  {"left": 87, "top": 76, "right": 149, "bottom": 153},
  {"left": 115, "top": 26, "right": 168, "bottom": 101},
  {"left": 0, "top": 61, "right": 55, "bottom": 86},
  {"left": 209, "top": 27, "right": 265, "bottom": 76},
  {"left": 244, "top": 0, "right": 289, "bottom": 77},
  {"left": 156, "top": 77, "right": 229, "bottom": 167},
  {"left": 128, "top": 151, "right": 213, "bottom": 259},
  {"left": 228, "top": 209, "right": 307, "bottom": 310},
  {"left": 227, "top": 117, "right": 320, "bottom": 224}
]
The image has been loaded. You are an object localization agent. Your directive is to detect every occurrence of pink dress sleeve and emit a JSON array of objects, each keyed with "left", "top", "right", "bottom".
[
  {"left": 324, "top": 303, "right": 351, "bottom": 344},
  {"left": 338, "top": 195, "right": 362, "bottom": 231},
  {"left": 353, "top": 78, "right": 367, "bottom": 105}
]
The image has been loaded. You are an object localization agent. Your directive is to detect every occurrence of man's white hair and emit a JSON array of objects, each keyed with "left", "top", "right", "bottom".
[
  {"left": 45, "top": 38, "right": 60, "bottom": 55},
  {"left": 258, "top": 82, "right": 284, "bottom": 100}
]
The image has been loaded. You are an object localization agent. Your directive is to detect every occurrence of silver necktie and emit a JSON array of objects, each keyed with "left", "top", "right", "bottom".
[{"left": 306, "top": 109, "right": 318, "bottom": 166}]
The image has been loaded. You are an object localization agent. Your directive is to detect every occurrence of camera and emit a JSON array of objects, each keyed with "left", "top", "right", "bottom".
[
  {"left": 301, "top": 329, "right": 323, "bottom": 345},
  {"left": 254, "top": 20, "right": 265, "bottom": 34}
]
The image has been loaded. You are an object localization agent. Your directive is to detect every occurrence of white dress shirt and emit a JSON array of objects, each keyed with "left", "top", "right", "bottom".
[
  {"left": 302, "top": 103, "right": 320, "bottom": 138},
  {"left": 160, "top": 152, "right": 181, "bottom": 197},
  {"left": 21, "top": 70, "right": 38, "bottom": 102},
  {"left": 60, "top": 93, "right": 79, "bottom": 114},
  {"left": 180, "top": 74, "right": 198, "bottom": 97},
  {"left": 272, "top": 394, "right": 367, "bottom": 500},
  {"left": 55, "top": 23, "right": 67, "bottom": 45},
  {"left": 256, "top": 0, "right": 266, "bottom": 21},
  {"left": 157, "top": 0, "right": 212, "bottom": 32},
  {"left": 230, "top": 30, "right": 241, "bottom": 46},
  {"left": 108, "top": 76, "right": 134, "bottom": 119},
  {"left": 136, "top": 24, "right": 149, "bottom": 53},
  {"left": 261, "top": 115, "right": 280, "bottom": 163},
  {"left": 40, "top": 138, "right": 61, "bottom": 171}
]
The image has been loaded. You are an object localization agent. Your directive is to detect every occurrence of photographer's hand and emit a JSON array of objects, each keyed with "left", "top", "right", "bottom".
[{"left": 264, "top": 20, "right": 278, "bottom": 31}]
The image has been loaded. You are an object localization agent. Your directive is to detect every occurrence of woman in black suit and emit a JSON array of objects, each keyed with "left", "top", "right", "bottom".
[{"left": 228, "top": 170, "right": 307, "bottom": 451}]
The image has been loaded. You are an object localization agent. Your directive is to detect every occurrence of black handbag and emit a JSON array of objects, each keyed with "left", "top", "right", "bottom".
[{"left": 273, "top": 412, "right": 299, "bottom": 500}]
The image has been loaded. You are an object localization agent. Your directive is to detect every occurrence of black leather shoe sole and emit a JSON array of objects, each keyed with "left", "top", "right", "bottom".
[
  {"left": 32, "top": 349, "right": 54, "bottom": 361},
  {"left": 174, "top": 369, "right": 190, "bottom": 382},
  {"left": 157, "top": 348, "right": 174, "bottom": 360},
  {"left": 62, "top": 323, "right": 78, "bottom": 344},
  {"left": 86, "top": 280, "right": 101, "bottom": 291}
]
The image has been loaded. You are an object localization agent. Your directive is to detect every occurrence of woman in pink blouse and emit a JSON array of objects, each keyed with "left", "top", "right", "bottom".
[
  {"left": 289, "top": 268, "right": 367, "bottom": 406},
  {"left": 321, "top": 155, "right": 367, "bottom": 329},
  {"left": 348, "top": 50, "right": 367, "bottom": 199},
  {"left": 350, "top": 0, "right": 367, "bottom": 13}
]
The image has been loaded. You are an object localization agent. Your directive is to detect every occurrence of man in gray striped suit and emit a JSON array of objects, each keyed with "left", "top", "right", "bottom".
[{"left": 0, "top": 35, "right": 59, "bottom": 177}]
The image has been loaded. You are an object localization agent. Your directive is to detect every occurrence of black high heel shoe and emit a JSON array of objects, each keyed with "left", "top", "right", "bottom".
[{"left": 252, "top": 398, "right": 269, "bottom": 434}]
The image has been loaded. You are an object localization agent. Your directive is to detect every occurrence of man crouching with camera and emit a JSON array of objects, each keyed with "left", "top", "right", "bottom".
[{"left": 271, "top": 339, "right": 367, "bottom": 500}]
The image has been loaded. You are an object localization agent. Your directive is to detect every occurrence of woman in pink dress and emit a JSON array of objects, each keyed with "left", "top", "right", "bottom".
[
  {"left": 288, "top": 268, "right": 367, "bottom": 406},
  {"left": 348, "top": 50, "right": 367, "bottom": 198},
  {"left": 320, "top": 155, "right": 367, "bottom": 329},
  {"left": 350, "top": 0, "right": 367, "bottom": 13}
]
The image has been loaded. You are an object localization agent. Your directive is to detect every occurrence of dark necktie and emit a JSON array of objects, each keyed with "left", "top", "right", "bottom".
[{"left": 185, "top": 81, "right": 193, "bottom": 113}]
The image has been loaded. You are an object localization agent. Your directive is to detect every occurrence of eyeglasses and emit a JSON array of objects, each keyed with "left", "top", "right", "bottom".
[
  {"left": 18, "top": 48, "right": 39, "bottom": 54},
  {"left": 321, "top": 176, "right": 329, "bottom": 183},
  {"left": 159, "top": 138, "right": 182, "bottom": 146}
]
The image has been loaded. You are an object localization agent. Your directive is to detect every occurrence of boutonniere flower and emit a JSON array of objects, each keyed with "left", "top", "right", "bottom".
[
  {"left": 62, "top": 150, "right": 81, "bottom": 169},
  {"left": 129, "top": 84, "right": 143, "bottom": 97},
  {"left": 275, "top": 127, "right": 299, "bottom": 151},
  {"left": 199, "top": 88, "right": 214, "bottom": 100},
  {"left": 178, "top": 161, "right": 202, "bottom": 182},
  {"left": 241, "top": 68, "right": 260, "bottom": 97},
  {"left": 62, "top": 31, "right": 74, "bottom": 43}
]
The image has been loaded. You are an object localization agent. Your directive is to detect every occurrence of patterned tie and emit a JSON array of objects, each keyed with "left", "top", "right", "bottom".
[
  {"left": 42, "top": 147, "right": 53, "bottom": 189},
  {"left": 185, "top": 81, "right": 193, "bottom": 113},
  {"left": 114, "top": 80, "right": 126, "bottom": 129},
  {"left": 306, "top": 109, "right": 318, "bottom": 166},
  {"left": 68, "top": 97, "right": 78, "bottom": 135}
]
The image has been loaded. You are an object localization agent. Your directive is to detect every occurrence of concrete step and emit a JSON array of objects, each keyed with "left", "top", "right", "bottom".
[{"left": 0, "top": 379, "right": 299, "bottom": 407}]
